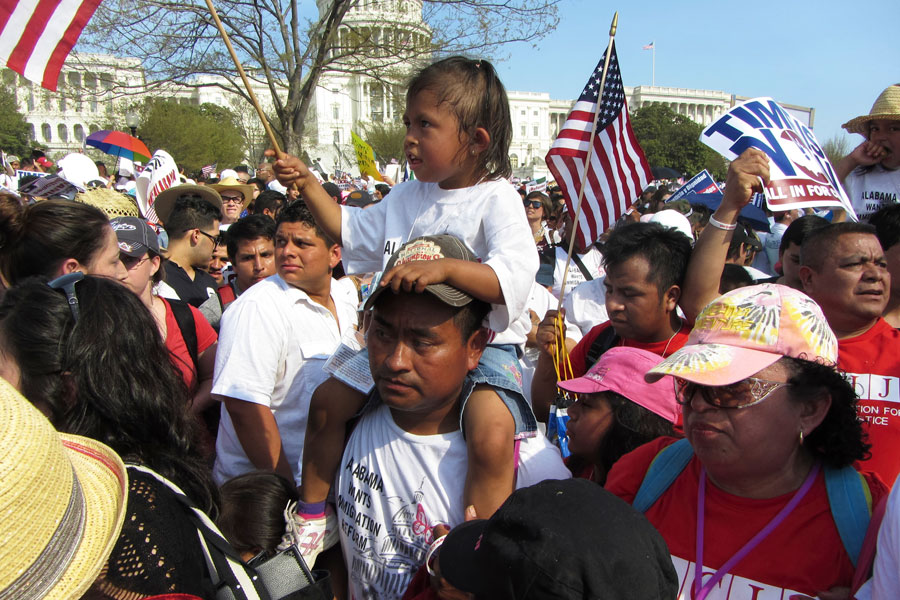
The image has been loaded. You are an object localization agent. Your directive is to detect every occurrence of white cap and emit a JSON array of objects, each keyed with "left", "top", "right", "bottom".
[{"left": 649, "top": 209, "right": 693, "bottom": 241}]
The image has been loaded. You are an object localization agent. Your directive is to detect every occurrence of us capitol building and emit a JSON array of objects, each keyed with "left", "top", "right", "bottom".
[{"left": 2, "top": 0, "right": 813, "bottom": 179}]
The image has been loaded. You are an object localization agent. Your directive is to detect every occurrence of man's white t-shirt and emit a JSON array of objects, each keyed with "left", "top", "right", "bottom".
[
  {"left": 212, "top": 274, "right": 358, "bottom": 486},
  {"left": 340, "top": 179, "right": 538, "bottom": 345},
  {"left": 337, "top": 403, "right": 570, "bottom": 600},
  {"left": 550, "top": 245, "right": 604, "bottom": 299},
  {"left": 844, "top": 164, "right": 900, "bottom": 221}
]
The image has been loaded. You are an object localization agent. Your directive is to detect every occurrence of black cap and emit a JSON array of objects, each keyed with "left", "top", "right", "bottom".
[
  {"left": 345, "top": 189, "right": 376, "bottom": 208},
  {"left": 439, "top": 479, "right": 677, "bottom": 600},
  {"left": 111, "top": 216, "right": 160, "bottom": 257},
  {"left": 363, "top": 235, "right": 477, "bottom": 312}
]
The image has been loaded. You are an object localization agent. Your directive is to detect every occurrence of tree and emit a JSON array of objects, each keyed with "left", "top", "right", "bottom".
[
  {"left": 136, "top": 99, "right": 245, "bottom": 174},
  {"left": 631, "top": 103, "right": 727, "bottom": 181},
  {"left": 78, "top": 0, "right": 560, "bottom": 155},
  {"left": 821, "top": 134, "right": 852, "bottom": 169},
  {"left": 0, "top": 85, "right": 33, "bottom": 157},
  {"left": 358, "top": 120, "right": 406, "bottom": 164}
]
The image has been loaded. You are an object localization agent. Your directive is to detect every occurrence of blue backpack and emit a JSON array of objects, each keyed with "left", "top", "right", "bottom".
[{"left": 632, "top": 438, "right": 873, "bottom": 566}]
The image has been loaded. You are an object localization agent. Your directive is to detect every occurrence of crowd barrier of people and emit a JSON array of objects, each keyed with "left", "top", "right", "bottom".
[{"left": 0, "top": 62, "right": 899, "bottom": 600}]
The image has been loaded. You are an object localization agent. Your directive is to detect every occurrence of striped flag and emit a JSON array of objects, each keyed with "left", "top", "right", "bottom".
[
  {"left": 201, "top": 162, "right": 217, "bottom": 178},
  {"left": 0, "top": 0, "right": 103, "bottom": 91},
  {"left": 642, "top": 42, "right": 654, "bottom": 50},
  {"left": 545, "top": 41, "right": 651, "bottom": 248}
]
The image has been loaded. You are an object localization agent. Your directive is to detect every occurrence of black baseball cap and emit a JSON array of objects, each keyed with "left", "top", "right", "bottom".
[
  {"left": 363, "top": 235, "right": 477, "bottom": 312},
  {"left": 439, "top": 479, "right": 677, "bottom": 599},
  {"left": 345, "top": 189, "right": 377, "bottom": 208},
  {"left": 110, "top": 216, "right": 160, "bottom": 257}
]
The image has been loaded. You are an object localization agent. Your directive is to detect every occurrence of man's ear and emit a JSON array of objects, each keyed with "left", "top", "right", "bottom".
[
  {"left": 466, "top": 327, "right": 489, "bottom": 371},
  {"left": 797, "top": 265, "right": 814, "bottom": 292},
  {"left": 329, "top": 244, "right": 342, "bottom": 270},
  {"left": 663, "top": 284, "right": 680, "bottom": 313}
]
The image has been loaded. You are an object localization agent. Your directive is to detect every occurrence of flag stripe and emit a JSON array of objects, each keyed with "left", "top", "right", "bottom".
[
  {"left": 545, "top": 40, "right": 651, "bottom": 249},
  {"left": 39, "top": 0, "right": 101, "bottom": 89}
]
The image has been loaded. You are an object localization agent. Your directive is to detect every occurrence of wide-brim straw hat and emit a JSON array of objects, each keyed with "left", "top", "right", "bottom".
[
  {"left": 153, "top": 183, "right": 224, "bottom": 225},
  {"left": 842, "top": 84, "right": 900, "bottom": 135},
  {"left": 0, "top": 377, "right": 128, "bottom": 599},
  {"left": 74, "top": 187, "right": 140, "bottom": 218},
  {"left": 210, "top": 176, "right": 254, "bottom": 211}
]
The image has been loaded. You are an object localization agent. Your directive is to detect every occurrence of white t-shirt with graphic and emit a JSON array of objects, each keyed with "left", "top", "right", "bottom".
[
  {"left": 340, "top": 179, "right": 538, "bottom": 345},
  {"left": 336, "top": 403, "right": 570, "bottom": 600},
  {"left": 844, "top": 164, "right": 900, "bottom": 221}
]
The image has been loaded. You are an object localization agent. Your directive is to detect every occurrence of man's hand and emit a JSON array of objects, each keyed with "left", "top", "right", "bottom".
[
  {"left": 535, "top": 309, "right": 565, "bottom": 357},
  {"left": 721, "top": 148, "right": 770, "bottom": 213}
]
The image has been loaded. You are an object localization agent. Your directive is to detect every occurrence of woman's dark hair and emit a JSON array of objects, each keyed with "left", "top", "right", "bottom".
[
  {"left": 0, "top": 275, "right": 218, "bottom": 514},
  {"left": 0, "top": 196, "right": 111, "bottom": 285},
  {"left": 407, "top": 56, "right": 512, "bottom": 180},
  {"left": 218, "top": 472, "right": 299, "bottom": 558},
  {"left": 782, "top": 357, "right": 870, "bottom": 469}
]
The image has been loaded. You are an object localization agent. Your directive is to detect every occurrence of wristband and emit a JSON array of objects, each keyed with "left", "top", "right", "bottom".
[
  {"left": 708, "top": 215, "right": 737, "bottom": 231},
  {"left": 425, "top": 535, "right": 448, "bottom": 577},
  {"left": 297, "top": 499, "right": 327, "bottom": 519}
]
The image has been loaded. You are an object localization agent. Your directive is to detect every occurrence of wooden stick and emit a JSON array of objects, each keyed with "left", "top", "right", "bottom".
[
  {"left": 555, "top": 11, "right": 618, "bottom": 311},
  {"left": 204, "top": 0, "right": 284, "bottom": 158}
]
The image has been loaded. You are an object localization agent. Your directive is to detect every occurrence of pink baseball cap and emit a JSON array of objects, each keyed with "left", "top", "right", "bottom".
[
  {"left": 557, "top": 346, "right": 678, "bottom": 423},
  {"left": 645, "top": 284, "right": 837, "bottom": 386}
]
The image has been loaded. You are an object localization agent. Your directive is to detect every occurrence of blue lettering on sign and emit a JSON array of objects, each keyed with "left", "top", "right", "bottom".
[
  {"left": 745, "top": 99, "right": 791, "bottom": 130},
  {"left": 730, "top": 106, "right": 766, "bottom": 129},
  {"left": 703, "top": 115, "right": 743, "bottom": 143},
  {"left": 730, "top": 129, "right": 796, "bottom": 176}
]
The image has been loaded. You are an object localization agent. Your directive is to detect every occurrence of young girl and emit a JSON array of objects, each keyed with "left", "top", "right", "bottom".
[
  {"left": 557, "top": 346, "right": 678, "bottom": 484},
  {"left": 273, "top": 57, "right": 539, "bottom": 561}
]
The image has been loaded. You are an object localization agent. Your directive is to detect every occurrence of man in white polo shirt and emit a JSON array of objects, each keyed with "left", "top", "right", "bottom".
[{"left": 211, "top": 201, "right": 358, "bottom": 486}]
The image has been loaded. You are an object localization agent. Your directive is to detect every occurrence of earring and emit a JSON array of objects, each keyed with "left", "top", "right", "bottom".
[
  {"left": 470, "top": 149, "right": 476, "bottom": 156},
  {"left": 799, "top": 429, "right": 804, "bottom": 445}
]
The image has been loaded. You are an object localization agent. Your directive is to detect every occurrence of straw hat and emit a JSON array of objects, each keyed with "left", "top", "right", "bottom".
[
  {"left": 210, "top": 176, "right": 254, "bottom": 211},
  {"left": 0, "top": 377, "right": 128, "bottom": 599},
  {"left": 842, "top": 84, "right": 900, "bottom": 135},
  {"left": 74, "top": 187, "right": 140, "bottom": 218}
]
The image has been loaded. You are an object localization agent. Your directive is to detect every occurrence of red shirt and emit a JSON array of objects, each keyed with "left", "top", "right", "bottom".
[
  {"left": 838, "top": 317, "right": 900, "bottom": 486},
  {"left": 564, "top": 320, "right": 692, "bottom": 379},
  {"left": 606, "top": 437, "right": 888, "bottom": 598},
  {"left": 162, "top": 298, "right": 217, "bottom": 392}
]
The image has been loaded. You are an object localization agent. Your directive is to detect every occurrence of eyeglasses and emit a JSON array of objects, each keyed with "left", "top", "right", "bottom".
[
  {"left": 674, "top": 377, "right": 792, "bottom": 410},
  {"left": 221, "top": 195, "right": 244, "bottom": 205},
  {"left": 195, "top": 229, "right": 223, "bottom": 249},
  {"left": 523, "top": 200, "right": 543, "bottom": 209},
  {"left": 120, "top": 254, "right": 150, "bottom": 270},
  {"left": 48, "top": 272, "right": 84, "bottom": 323}
]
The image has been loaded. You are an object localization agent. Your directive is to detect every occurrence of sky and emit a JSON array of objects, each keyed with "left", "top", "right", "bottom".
[{"left": 494, "top": 0, "right": 899, "bottom": 149}]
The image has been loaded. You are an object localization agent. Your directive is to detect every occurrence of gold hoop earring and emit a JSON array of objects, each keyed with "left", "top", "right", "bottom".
[{"left": 799, "top": 429, "right": 804, "bottom": 445}]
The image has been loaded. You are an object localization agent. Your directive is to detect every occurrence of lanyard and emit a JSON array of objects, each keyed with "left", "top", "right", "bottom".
[{"left": 693, "top": 461, "right": 821, "bottom": 600}]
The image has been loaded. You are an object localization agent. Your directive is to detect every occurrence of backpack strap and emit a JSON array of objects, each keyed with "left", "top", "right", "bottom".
[
  {"left": 217, "top": 282, "right": 237, "bottom": 307},
  {"left": 570, "top": 252, "right": 594, "bottom": 282},
  {"left": 632, "top": 439, "right": 694, "bottom": 513},
  {"left": 824, "top": 465, "right": 872, "bottom": 567},
  {"left": 584, "top": 325, "right": 620, "bottom": 369},
  {"left": 168, "top": 299, "right": 199, "bottom": 371}
]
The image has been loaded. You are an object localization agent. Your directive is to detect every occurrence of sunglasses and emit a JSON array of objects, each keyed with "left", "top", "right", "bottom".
[
  {"left": 48, "top": 272, "right": 84, "bottom": 323},
  {"left": 523, "top": 200, "right": 543, "bottom": 209},
  {"left": 195, "top": 229, "right": 223, "bottom": 249},
  {"left": 674, "top": 377, "right": 791, "bottom": 410},
  {"left": 120, "top": 254, "right": 150, "bottom": 270}
]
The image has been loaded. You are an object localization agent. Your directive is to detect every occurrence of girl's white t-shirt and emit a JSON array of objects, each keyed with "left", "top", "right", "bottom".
[{"left": 340, "top": 179, "right": 538, "bottom": 345}]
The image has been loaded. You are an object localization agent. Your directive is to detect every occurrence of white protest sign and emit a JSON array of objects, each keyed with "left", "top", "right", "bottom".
[
  {"left": 136, "top": 150, "right": 178, "bottom": 222},
  {"left": 17, "top": 175, "right": 79, "bottom": 199},
  {"left": 701, "top": 97, "right": 857, "bottom": 220}
]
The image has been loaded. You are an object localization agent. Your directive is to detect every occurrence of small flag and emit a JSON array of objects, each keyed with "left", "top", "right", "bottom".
[
  {"left": 201, "top": 162, "right": 217, "bottom": 178},
  {"left": 642, "top": 42, "right": 654, "bottom": 50},
  {"left": 0, "top": 0, "right": 103, "bottom": 91},
  {"left": 545, "top": 40, "right": 652, "bottom": 248}
]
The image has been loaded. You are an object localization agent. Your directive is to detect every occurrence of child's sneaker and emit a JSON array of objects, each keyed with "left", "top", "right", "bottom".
[{"left": 279, "top": 501, "right": 339, "bottom": 564}]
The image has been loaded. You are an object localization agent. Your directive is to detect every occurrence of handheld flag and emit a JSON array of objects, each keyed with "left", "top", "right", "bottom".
[{"left": 545, "top": 40, "right": 651, "bottom": 249}]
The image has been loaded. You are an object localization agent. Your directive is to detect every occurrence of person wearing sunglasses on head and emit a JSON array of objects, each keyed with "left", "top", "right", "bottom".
[
  {"left": 606, "top": 284, "right": 887, "bottom": 600},
  {"left": 154, "top": 184, "right": 225, "bottom": 329}
]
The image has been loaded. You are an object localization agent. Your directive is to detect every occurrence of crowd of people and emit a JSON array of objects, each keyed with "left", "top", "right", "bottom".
[{"left": 0, "top": 56, "right": 898, "bottom": 600}]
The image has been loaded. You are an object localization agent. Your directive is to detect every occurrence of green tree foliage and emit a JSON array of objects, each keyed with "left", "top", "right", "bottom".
[
  {"left": 821, "top": 134, "right": 852, "bottom": 169},
  {"left": 631, "top": 103, "right": 727, "bottom": 181},
  {"left": 136, "top": 99, "right": 244, "bottom": 174},
  {"left": 358, "top": 120, "right": 406, "bottom": 164},
  {"left": 0, "top": 86, "right": 33, "bottom": 157}
]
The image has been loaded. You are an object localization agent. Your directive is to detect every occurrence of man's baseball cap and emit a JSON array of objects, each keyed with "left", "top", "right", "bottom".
[
  {"left": 363, "top": 235, "right": 477, "bottom": 311},
  {"left": 110, "top": 216, "right": 160, "bottom": 257},
  {"left": 439, "top": 479, "right": 677, "bottom": 599},
  {"left": 345, "top": 189, "right": 377, "bottom": 208}
]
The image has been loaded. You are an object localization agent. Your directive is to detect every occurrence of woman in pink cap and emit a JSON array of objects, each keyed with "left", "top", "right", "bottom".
[
  {"left": 557, "top": 346, "right": 678, "bottom": 485},
  {"left": 606, "top": 283, "right": 887, "bottom": 600}
]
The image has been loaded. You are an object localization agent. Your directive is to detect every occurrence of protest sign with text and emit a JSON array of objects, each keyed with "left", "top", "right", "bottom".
[
  {"left": 701, "top": 97, "right": 856, "bottom": 219},
  {"left": 667, "top": 170, "right": 720, "bottom": 204},
  {"left": 136, "top": 150, "right": 178, "bottom": 222},
  {"left": 350, "top": 132, "right": 384, "bottom": 182}
]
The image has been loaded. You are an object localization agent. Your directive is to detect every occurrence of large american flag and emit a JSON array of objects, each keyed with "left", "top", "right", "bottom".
[
  {"left": 0, "top": 0, "right": 103, "bottom": 91},
  {"left": 546, "top": 41, "right": 651, "bottom": 248}
]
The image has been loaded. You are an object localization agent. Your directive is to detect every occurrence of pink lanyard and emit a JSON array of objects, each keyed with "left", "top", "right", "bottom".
[{"left": 693, "top": 462, "right": 821, "bottom": 600}]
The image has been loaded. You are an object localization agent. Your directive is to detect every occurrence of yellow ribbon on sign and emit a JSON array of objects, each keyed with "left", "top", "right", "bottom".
[{"left": 351, "top": 132, "right": 384, "bottom": 182}]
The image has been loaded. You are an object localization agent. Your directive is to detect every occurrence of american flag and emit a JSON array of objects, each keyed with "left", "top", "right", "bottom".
[
  {"left": 643, "top": 42, "right": 654, "bottom": 50},
  {"left": 545, "top": 41, "right": 651, "bottom": 248},
  {"left": 201, "top": 162, "right": 217, "bottom": 178},
  {"left": 1, "top": 0, "right": 103, "bottom": 91}
]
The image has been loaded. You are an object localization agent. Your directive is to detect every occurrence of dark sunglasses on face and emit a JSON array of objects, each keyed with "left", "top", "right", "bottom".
[{"left": 523, "top": 200, "right": 542, "bottom": 209}]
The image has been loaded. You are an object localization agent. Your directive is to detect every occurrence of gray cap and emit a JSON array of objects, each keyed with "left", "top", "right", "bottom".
[{"left": 110, "top": 216, "right": 160, "bottom": 257}]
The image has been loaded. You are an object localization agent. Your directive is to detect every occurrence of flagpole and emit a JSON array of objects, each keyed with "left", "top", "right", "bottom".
[
  {"left": 203, "top": 0, "right": 284, "bottom": 158},
  {"left": 555, "top": 11, "right": 618, "bottom": 311},
  {"left": 652, "top": 43, "right": 655, "bottom": 86}
]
